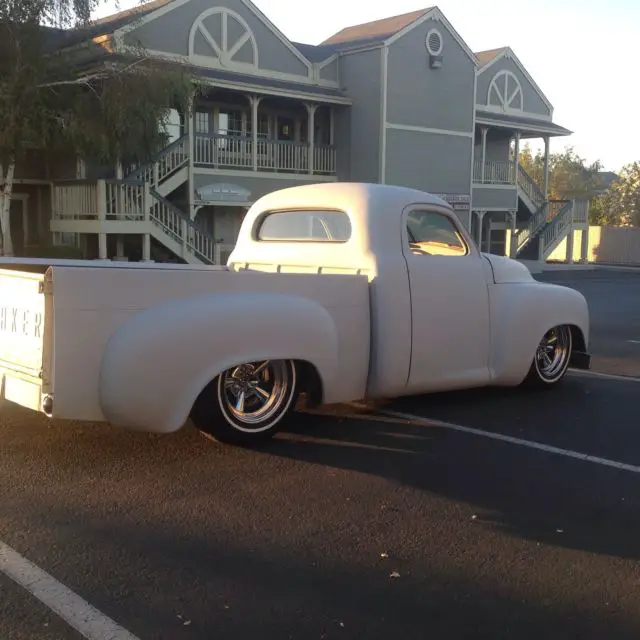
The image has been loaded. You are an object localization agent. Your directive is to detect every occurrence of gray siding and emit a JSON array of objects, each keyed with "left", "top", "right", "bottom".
[
  {"left": 122, "top": 0, "right": 310, "bottom": 78},
  {"left": 194, "top": 172, "right": 332, "bottom": 202},
  {"left": 476, "top": 56, "right": 551, "bottom": 118},
  {"left": 338, "top": 49, "right": 383, "bottom": 183},
  {"left": 319, "top": 58, "right": 339, "bottom": 82},
  {"left": 385, "top": 129, "right": 472, "bottom": 195},
  {"left": 386, "top": 17, "right": 475, "bottom": 134},
  {"left": 474, "top": 129, "right": 511, "bottom": 163},
  {"left": 472, "top": 186, "right": 518, "bottom": 210}
]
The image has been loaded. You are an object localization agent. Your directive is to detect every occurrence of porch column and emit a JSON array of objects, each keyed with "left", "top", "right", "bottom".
[
  {"left": 580, "top": 228, "right": 589, "bottom": 264},
  {"left": 187, "top": 98, "right": 195, "bottom": 220},
  {"left": 566, "top": 223, "right": 575, "bottom": 265},
  {"left": 512, "top": 131, "right": 521, "bottom": 184},
  {"left": 475, "top": 210, "right": 486, "bottom": 249},
  {"left": 305, "top": 103, "right": 317, "bottom": 175},
  {"left": 542, "top": 135, "right": 551, "bottom": 199},
  {"left": 329, "top": 107, "right": 335, "bottom": 144},
  {"left": 480, "top": 127, "right": 488, "bottom": 183},
  {"left": 508, "top": 210, "right": 517, "bottom": 258},
  {"left": 247, "top": 95, "right": 263, "bottom": 172}
]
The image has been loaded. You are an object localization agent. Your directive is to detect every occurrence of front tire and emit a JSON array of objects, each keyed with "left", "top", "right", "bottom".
[
  {"left": 522, "top": 325, "right": 573, "bottom": 388},
  {"left": 191, "top": 359, "right": 298, "bottom": 445}
]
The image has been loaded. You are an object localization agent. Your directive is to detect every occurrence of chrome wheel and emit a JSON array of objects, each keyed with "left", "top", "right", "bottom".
[
  {"left": 217, "top": 360, "right": 297, "bottom": 433},
  {"left": 534, "top": 325, "right": 572, "bottom": 383}
]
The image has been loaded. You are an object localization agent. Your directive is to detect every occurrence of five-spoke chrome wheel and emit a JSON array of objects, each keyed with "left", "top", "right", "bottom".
[
  {"left": 218, "top": 360, "right": 295, "bottom": 432},
  {"left": 524, "top": 325, "right": 573, "bottom": 387},
  {"left": 191, "top": 359, "right": 298, "bottom": 445}
]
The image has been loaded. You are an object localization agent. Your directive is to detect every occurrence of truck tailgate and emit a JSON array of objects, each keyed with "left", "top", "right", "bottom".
[{"left": 0, "top": 268, "right": 52, "bottom": 412}]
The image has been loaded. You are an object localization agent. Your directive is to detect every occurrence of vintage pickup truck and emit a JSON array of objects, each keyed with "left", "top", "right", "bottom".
[{"left": 0, "top": 183, "right": 590, "bottom": 445}]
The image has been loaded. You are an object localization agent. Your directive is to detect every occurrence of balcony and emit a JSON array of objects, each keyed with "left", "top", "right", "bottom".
[
  {"left": 473, "top": 160, "right": 516, "bottom": 185},
  {"left": 193, "top": 134, "right": 336, "bottom": 176}
]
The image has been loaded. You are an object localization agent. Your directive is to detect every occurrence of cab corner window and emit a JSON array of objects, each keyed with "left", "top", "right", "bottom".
[
  {"left": 257, "top": 209, "right": 351, "bottom": 243},
  {"left": 406, "top": 209, "right": 468, "bottom": 257}
]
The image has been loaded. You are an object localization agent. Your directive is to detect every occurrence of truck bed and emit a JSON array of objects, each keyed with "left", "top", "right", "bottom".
[{"left": 0, "top": 261, "right": 370, "bottom": 424}]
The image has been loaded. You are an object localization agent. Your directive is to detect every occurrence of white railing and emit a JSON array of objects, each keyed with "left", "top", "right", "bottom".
[
  {"left": 572, "top": 199, "right": 590, "bottom": 224},
  {"left": 473, "top": 160, "right": 516, "bottom": 185},
  {"left": 517, "top": 164, "right": 546, "bottom": 209},
  {"left": 52, "top": 181, "right": 98, "bottom": 220},
  {"left": 194, "top": 135, "right": 336, "bottom": 175},
  {"left": 105, "top": 181, "right": 145, "bottom": 220},
  {"left": 128, "top": 135, "right": 189, "bottom": 189},
  {"left": 541, "top": 201, "right": 573, "bottom": 258}
]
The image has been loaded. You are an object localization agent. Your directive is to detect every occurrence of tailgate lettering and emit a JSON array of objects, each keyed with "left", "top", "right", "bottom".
[{"left": 0, "top": 307, "right": 42, "bottom": 339}]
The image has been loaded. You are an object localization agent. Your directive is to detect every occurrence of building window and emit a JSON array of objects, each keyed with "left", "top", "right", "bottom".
[
  {"left": 406, "top": 210, "right": 468, "bottom": 257},
  {"left": 246, "top": 113, "right": 270, "bottom": 139},
  {"left": 257, "top": 209, "right": 351, "bottom": 242},
  {"left": 218, "top": 110, "right": 244, "bottom": 137},
  {"left": 195, "top": 111, "right": 209, "bottom": 134}
]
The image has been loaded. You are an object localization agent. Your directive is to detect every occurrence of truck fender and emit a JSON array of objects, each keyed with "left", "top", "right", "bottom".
[
  {"left": 489, "top": 283, "right": 589, "bottom": 385},
  {"left": 98, "top": 292, "right": 339, "bottom": 433}
]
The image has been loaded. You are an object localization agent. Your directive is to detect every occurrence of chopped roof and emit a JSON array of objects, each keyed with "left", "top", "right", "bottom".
[
  {"left": 474, "top": 47, "right": 507, "bottom": 67},
  {"left": 320, "top": 8, "right": 433, "bottom": 46}
]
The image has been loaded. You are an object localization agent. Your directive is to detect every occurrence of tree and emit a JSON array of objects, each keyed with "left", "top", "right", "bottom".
[
  {"left": 518, "top": 143, "right": 602, "bottom": 201},
  {"left": 0, "top": 0, "right": 197, "bottom": 255},
  {"left": 596, "top": 162, "right": 640, "bottom": 227}
]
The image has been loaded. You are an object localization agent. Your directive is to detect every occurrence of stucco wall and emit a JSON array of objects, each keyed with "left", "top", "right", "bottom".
[{"left": 548, "top": 226, "right": 640, "bottom": 265}]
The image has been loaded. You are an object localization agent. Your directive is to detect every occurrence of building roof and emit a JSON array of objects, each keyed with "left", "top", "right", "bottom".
[
  {"left": 320, "top": 8, "right": 434, "bottom": 46},
  {"left": 474, "top": 47, "right": 507, "bottom": 67}
]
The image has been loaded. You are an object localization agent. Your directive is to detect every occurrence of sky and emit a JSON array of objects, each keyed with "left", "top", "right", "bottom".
[{"left": 93, "top": 0, "right": 639, "bottom": 172}]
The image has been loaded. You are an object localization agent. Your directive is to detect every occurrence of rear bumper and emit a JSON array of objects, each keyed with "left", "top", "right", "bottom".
[{"left": 570, "top": 351, "right": 591, "bottom": 370}]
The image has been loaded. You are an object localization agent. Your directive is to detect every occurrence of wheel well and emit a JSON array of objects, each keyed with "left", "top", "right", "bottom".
[
  {"left": 190, "top": 359, "right": 325, "bottom": 418},
  {"left": 294, "top": 359, "right": 324, "bottom": 408},
  {"left": 568, "top": 325, "right": 587, "bottom": 352}
]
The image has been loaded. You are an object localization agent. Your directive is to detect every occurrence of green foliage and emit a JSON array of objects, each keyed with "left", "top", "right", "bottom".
[
  {"left": 518, "top": 143, "right": 602, "bottom": 201},
  {"left": 0, "top": 0, "right": 199, "bottom": 170},
  {"left": 597, "top": 162, "right": 640, "bottom": 227}
]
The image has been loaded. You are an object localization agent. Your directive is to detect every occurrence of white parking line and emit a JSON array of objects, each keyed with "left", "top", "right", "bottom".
[
  {"left": 0, "top": 540, "right": 140, "bottom": 640},
  {"left": 568, "top": 369, "right": 640, "bottom": 382},
  {"left": 378, "top": 409, "right": 640, "bottom": 474}
]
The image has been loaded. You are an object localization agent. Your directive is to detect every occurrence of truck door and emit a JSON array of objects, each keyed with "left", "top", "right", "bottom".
[{"left": 401, "top": 205, "right": 491, "bottom": 393}]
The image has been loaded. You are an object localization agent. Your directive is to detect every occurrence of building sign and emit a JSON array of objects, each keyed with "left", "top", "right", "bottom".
[
  {"left": 434, "top": 193, "right": 471, "bottom": 213},
  {"left": 196, "top": 182, "right": 252, "bottom": 203}
]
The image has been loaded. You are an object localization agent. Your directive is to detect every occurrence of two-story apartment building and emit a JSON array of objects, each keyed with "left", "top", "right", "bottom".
[{"left": 4, "top": 1, "right": 589, "bottom": 265}]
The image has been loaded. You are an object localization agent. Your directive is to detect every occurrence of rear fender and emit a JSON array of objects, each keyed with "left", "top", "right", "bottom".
[{"left": 98, "top": 292, "right": 339, "bottom": 433}]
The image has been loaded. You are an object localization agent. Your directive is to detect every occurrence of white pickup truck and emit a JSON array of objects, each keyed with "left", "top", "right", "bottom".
[{"left": 0, "top": 183, "right": 590, "bottom": 445}]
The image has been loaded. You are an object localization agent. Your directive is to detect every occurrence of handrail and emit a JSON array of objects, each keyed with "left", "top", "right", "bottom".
[{"left": 148, "top": 188, "right": 215, "bottom": 264}]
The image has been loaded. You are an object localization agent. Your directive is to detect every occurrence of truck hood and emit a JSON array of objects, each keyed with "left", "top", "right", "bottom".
[{"left": 482, "top": 253, "right": 534, "bottom": 284}]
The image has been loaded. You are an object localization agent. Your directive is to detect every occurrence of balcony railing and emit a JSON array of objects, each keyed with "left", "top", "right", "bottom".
[
  {"left": 194, "top": 134, "right": 336, "bottom": 176},
  {"left": 473, "top": 160, "right": 516, "bottom": 185}
]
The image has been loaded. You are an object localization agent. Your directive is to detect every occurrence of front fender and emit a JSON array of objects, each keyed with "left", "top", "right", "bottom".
[
  {"left": 489, "top": 282, "right": 590, "bottom": 385},
  {"left": 98, "top": 292, "right": 339, "bottom": 433}
]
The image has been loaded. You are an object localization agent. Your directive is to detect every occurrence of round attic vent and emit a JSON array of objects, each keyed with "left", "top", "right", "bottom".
[{"left": 425, "top": 28, "right": 443, "bottom": 56}]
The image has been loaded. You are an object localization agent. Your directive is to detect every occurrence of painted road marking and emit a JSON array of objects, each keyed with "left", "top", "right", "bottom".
[
  {"left": 0, "top": 540, "right": 140, "bottom": 640},
  {"left": 378, "top": 409, "right": 640, "bottom": 474},
  {"left": 568, "top": 369, "right": 640, "bottom": 382}
]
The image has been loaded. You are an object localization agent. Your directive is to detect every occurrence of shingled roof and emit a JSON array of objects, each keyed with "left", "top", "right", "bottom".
[
  {"left": 320, "top": 8, "right": 434, "bottom": 46},
  {"left": 474, "top": 47, "right": 507, "bottom": 67}
]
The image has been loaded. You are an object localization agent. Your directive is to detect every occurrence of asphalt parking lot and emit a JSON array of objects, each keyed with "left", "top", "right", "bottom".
[{"left": 2, "top": 267, "right": 640, "bottom": 640}]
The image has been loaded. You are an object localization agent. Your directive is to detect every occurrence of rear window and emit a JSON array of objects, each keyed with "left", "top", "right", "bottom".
[{"left": 256, "top": 209, "right": 351, "bottom": 243}]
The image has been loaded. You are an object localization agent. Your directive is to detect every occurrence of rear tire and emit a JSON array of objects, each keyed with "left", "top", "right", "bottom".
[
  {"left": 191, "top": 359, "right": 298, "bottom": 446},
  {"left": 522, "top": 325, "right": 573, "bottom": 388}
]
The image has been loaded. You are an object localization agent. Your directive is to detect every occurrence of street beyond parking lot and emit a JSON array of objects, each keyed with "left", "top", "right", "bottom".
[{"left": 1, "top": 267, "right": 640, "bottom": 640}]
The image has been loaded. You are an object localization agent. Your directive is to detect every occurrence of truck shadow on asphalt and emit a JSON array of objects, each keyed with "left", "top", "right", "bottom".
[{"left": 268, "top": 381, "right": 640, "bottom": 564}]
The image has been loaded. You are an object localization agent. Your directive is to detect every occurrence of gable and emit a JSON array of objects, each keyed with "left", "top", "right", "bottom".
[
  {"left": 476, "top": 48, "right": 552, "bottom": 119},
  {"left": 114, "top": 0, "right": 314, "bottom": 82}
]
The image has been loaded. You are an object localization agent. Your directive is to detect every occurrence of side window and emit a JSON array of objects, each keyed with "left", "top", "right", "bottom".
[
  {"left": 257, "top": 209, "right": 351, "bottom": 242},
  {"left": 406, "top": 209, "right": 469, "bottom": 257}
]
